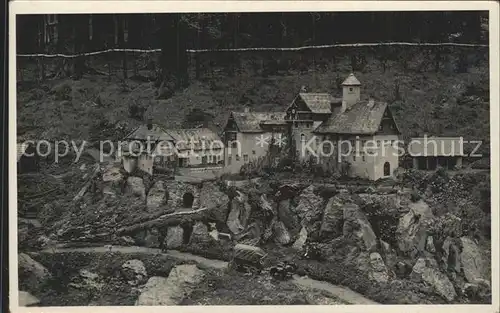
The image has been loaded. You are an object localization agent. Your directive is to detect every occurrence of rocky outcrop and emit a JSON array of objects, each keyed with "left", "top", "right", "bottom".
[
  {"left": 320, "top": 196, "right": 344, "bottom": 239},
  {"left": 426, "top": 236, "right": 436, "bottom": 253},
  {"left": 277, "top": 199, "right": 300, "bottom": 236},
  {"left": 189, "top": 222, "right": 211, "bottom": 245},
  {"left": 121, "top": 259, "right": 148, "bottom": 286},
  {"left": 273, "top": 221, "right": 292, "bottom": 245},
  {"left": 101, "top": 165, "right": 125, "bottom": 196},
  {"left": 146, "top": 181, "right": 167, "bottom": 209},
  {"left": 460, "top": 237, "right": 490, "bottom": 284},
  {"left": 226, "top": 191, "right": 252, "bottom": 235},
  {"left": 342, "top": 204, "right": 377, "bottom": 251},
  {"left": 135, "top": 265, "right": 205, "bottom": 306},
  {"left": 369, "top": 252, "right": 390, "bottom": 283},
  {"left": 164, "top": 181, "right": 200, "bottom": 209},
  {"left": 18, "top": 253, "right": 52, "bottom": 293},
  {"left": 164, "top": 226, "right": 184, "bottom": 249},
  {"left": 292, "top": 227, "right": 308, "bottom": 250},
  {"left": 260, "top": 194, "right": 276, "bottom": 216},
  {"left": 292, "top": 185, "right": 325, "bottom": 230},
  {"left": 410, "top": 257, "right": 457, "bottom": 302},
  {"left": 144, "top": 228, "right": 161, "bottom": 248},
  {"left": 69, "top": 269, "right": 104, "bottom": 292},
  {"left": 199, "top": 182, "right": 229, "bottom": 222},
  {"left": 126, "top": 177, "right": 146, "bottom": 199},
  {"left": 396, "top": 200, "right": 434, "bottom": 257},
  {"left": 441, "top": 237, "right": 462, "bottom": 273}
]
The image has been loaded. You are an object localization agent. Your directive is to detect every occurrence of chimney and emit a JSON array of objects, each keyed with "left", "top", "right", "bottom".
[{"left": 147, "top": 118, "right": 153, "bottom": 130}]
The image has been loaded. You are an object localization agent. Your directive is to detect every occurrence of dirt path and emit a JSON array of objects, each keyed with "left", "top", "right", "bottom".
[
  {"left": 36, "top": 244, "right": 378, "bottom": 304},
  {"left": 38, "top": 245, "right": 229, "bottom": 270},
  {"left": 291, "top": 274, "right": 379, "bottom": 305}
]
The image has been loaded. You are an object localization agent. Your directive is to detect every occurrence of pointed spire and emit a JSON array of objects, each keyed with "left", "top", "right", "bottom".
[{"left": 341, "top": 73, "right": 361, "bottom": 86}]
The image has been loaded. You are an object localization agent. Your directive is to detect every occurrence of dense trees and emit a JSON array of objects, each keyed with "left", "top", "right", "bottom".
[{"left": 16, "top": 11, "right": 488, "bottom": 84}]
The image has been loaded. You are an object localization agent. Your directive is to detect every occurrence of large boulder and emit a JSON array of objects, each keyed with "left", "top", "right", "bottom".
[
  {"left": 18, "top": 253, "right": 52, "bottom": 294},
  {"left": 342, "top": 204, "right": 377, "bottom": 251},
  {"left": 126, "top": 177, "right": 146, "bottom": 199},
  {"left": 121, "top": 259, "right": 148, "bottom": 286},
  {"left": 273, "top": 221, "right": 292, "bottom": 245},
  {"left": 226, "top": 191, "right": 252, "bottom": 235},
  {"left": 199, "top": 182, "right": 229, "bottom": 222},
  {"left": 146, "top": 181, "right": 167, "bottom": 209},
  {"left": 396, "top": 200, "right": 434, "bottom": 257},
  {"left": 320, "top": 196, "right": 344, "bottom": 239},
  {"left": 277, "top": 199, "right": 300, "bottom": 236},
  {"left": 101, "top": 165, "right": 125, "bottom": 196},
  {"left": 135, "top": 264, "right": 205, "bottom": 306},
  {"left": 460, "top": 237, "right": 490, "bottom": 283},
  {"left": 292, "top": 185, "right": 325, "bottom": 230},
  {"left": 441, "top": 237, "right": 462, "bottom": 273},
  {"left": 260, "top": 194, "right": 276, "bottom": 216},
  {"left": 144, "top": 228, "right": 161, "bottom": 248},
  {"left": 163, "top": 226, "right": 184, "bottom": 249},
  {"left": 410, "top": 257, "right": 457, "bottom": 302},
  {"left": 292, "top": 227, "right": 308, "bottom": 251},
  {"left": 369, "top": 252, "right": 390, "bottom": 283},
  {"left": 189, "top": 222, "right": 212, "bottom": 245}
]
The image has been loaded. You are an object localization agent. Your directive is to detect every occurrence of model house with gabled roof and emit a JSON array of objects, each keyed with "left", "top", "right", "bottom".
[
  {"left": 223, "top": 109, "right": 288, "bottom": 173},
  {"left": 222, "top": 73, "right": 402, "bottom": 180}
]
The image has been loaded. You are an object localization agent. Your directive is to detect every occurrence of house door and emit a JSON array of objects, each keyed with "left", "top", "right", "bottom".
[
  {"left": 202, "top": 156, "right": 207, "bottom": 164},
  {"left": 383, "top": 162, "right": 391, "bottom": 176}
]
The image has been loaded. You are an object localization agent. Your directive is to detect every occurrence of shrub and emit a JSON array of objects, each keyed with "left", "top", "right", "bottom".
[{"left": 52, "top": 83, "right": 72, "bottom": 101}]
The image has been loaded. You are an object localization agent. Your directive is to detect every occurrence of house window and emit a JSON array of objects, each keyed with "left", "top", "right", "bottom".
[
  {"left": 301, "top": 134, "right": 305, "bottom": 142},
  {"left": 349, "top": 87, "right": 353, "bottom": 92},
  {"left": 236, "top": 155, "right": 240, "bottom": 161},
  {"left": 252, "top": 150, "right": 256, "bottom": 155},
  {"left": 228, "top": 156, "right": 232, "bottom": 165},
  {"left": 244, "top": 154, "right": 249, "bottom": 162},
  {"left": 379, "top": 125, "right": 383, "bottom": 131},
  {"left": 362, "top": 155, "right": 366, "bottom": 162},
  {"left": 295, "top": 122, "right": 298, "bottom": 128},
  {"left": 353, "top": 155, "right": 356, "bottom": 161}
]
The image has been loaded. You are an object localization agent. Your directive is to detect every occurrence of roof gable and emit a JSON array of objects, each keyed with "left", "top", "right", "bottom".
[
  {"left": 314, "top": 101, "right": 394, "bottom": 135},
  {"left": 296, "top": 93, "right": 342, "bottom": 114},
  {"left": 230, "top": 111, "right": 286, "bottom": 133},
  {"left": 124, "top": 124, "right": 176, "bottom": 142}
]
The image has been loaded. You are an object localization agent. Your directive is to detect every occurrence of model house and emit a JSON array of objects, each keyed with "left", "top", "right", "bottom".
[
  {"left": 119, "top": 119, "right": 223, "bottom": 175},
  {"left": 408, "top": 136, "right": 464, "bottom": 170},
  {"left": 222, "top": 73, "right": 402, "bottom": 180},
  {"left": 223, "top": 110, "right": 288, "bottom": 174}
]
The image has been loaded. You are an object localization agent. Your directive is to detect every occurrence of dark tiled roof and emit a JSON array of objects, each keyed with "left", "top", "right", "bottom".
[
  {"left": 297, "top": 93, "right": 342, "bottom": 114},
  {"left": 165, "top": 128, "right": 223, "bottom": 151},
  {"left": 231, "top": 112, "right": 286, "bottom": 133},
  {"left": 124, "top": 124, "right": 176, "bottom": 142},
  {"left": 314, "top": 101, "right": 389, "bottom": 135}
]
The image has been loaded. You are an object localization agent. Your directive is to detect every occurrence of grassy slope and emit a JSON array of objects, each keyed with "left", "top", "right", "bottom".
[{"left": 17, "top": 48, "right": 489, "bottom": 144}]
